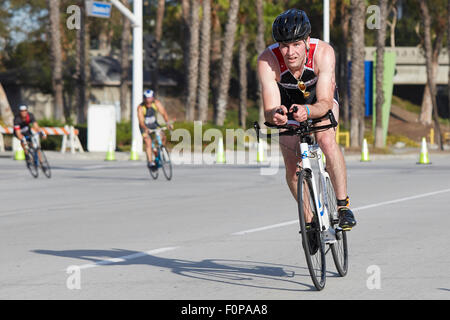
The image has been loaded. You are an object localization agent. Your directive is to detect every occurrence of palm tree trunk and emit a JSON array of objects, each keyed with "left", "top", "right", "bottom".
[
  {"left": 185, "top": 0, "right": 200, "bottom": 121},
  {"left": 152, "top": 0, "right": 165, "bottom": 93},
  {"left": 197, "top": 0, "right": 211, "bottom": 122},
  {"left": 210, "top": 3, "right": 222, "bottom": 110},
  {"left": 374, "top": 0, "right": 388, "bottom": 149},
  {"left": 214, "top": 0, "right": 240, "bottom": 126},
  {"left": 0, "top": 83, "right": 13, "bottom": 125},
  {"left": 448, "top": 0, "right": 450, "bottom": 122},
  {"left": 47, "top": 0, "right": 64, "bottom": 121},
  {"left": 239, "top": 26, "right": 248, "bottom": 129},
  {"left": 339, "top": 0, "right": 350, "bottom": 128},
  {"left": 350, "top": 0, "right": 365, "bottom": 147},
  {"left": 419, "top": 0, "right": 443, "bottom": 150},
  {"left": 255, "top": 0, "right": 265, "bottom": 126},
  {"left": 75, "top": 1, "right": 88, "bottom": 124},
  {"left": 120, "top": 0, "right": 131, "bottom": 122}
]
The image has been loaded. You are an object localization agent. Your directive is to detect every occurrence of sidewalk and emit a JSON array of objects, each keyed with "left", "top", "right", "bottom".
[{"left": 1, "top": 147, "right": 449, "bottom": 164}]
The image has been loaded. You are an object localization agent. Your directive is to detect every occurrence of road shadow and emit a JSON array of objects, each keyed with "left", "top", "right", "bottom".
[{"left": 32, "top": 248, "right": 333, "bottom": 292}]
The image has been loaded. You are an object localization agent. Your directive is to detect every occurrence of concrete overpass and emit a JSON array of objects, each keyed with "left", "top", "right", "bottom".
[{"left": 365, "top": 47, "right": 449, "bottom": 85}]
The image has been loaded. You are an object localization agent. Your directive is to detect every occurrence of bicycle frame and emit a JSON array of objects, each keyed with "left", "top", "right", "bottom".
[{"left": 298, "top": 140, "right": 337, "bottom": 244}]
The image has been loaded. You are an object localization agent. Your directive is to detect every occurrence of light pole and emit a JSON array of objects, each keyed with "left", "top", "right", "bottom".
[
  {"left": 323, "top": 0, "right": 330, "bottom": 43},
  {"left": 110, "top": 0, "right": 143, "bottom": 155}
]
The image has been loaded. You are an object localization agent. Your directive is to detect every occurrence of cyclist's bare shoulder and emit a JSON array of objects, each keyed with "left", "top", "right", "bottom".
[
  {"left": 313, "top": 40, "right": 336, "bottom": 74},
  {"left": 257, "top": 48, "right": 280, "bottom": 82}
]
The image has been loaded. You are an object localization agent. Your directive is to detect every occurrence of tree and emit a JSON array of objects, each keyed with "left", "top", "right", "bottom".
[
  {"left": 214, "top": 0, "right": 240, "bottom": 126},
  {"left": 419, "top": 0, "right": 443, "bottom": 150},
  {"left": 349, "top": 0, "right": 365, "bottom": 147},
  {"left": 417, "top": 0, "right": 446, "bottom": 126},
  {"left": 152, "top": 0, "right": 165, "bottom": 93},
  {"left": 197, "top": 0, "right": 211, "bottom": 122},
  {"left": 238, "top": 24, "right": 248, "bottom": 128},
  {"left": 448, "top": 0, "right": 450, "bottom": 123},
  {"left": 120, "top": 0, "right": 131, "bottom": 121},
  {"left": 255, "top": 0, "right": 265, "bottom": 126},
  {"left": 386, "top": 0, "right": 398, "bottom": 48},
  {"left": 47, "top": 0, "right": 64, "bottom": 121},
  {"left": 374, "top": 0, "right": 388, "bottom": 148},
  {"left": 185, "top": 0, "right": 200, "bottom": 121}
]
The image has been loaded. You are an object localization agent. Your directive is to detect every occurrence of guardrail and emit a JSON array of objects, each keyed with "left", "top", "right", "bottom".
[{"left": 0, "top": 125, "right": 84, "bottom": 153}]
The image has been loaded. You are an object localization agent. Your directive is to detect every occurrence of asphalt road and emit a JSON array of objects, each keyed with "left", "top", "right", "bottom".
[{"left": 0, "top": 154, "right": 449, "bottom": 300}]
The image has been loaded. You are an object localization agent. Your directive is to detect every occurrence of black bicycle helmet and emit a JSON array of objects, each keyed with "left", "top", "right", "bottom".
[{"left": 272, "top": 9, "right": 311, "bottom": 43}]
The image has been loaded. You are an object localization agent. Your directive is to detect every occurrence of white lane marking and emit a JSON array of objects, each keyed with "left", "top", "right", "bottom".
[
  {"left": 74, "top": 247, "right": 179, "bottom": 270},
  {"left": 233, "top": 188, "right": 450, "bottom": 236}
]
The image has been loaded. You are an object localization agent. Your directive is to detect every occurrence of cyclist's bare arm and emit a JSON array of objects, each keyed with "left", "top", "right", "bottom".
[
  {"left": 155, "top": 100, "right": 172, "bottom": 129},
  {"left": 305, "top": 43, "right": 336, "bottom": 119},
  {"left": 257, "top": 49, "right": 288, "bottom": 125},
  {"left": 137, "top": 105, "right": 148, "bottom": 136}
]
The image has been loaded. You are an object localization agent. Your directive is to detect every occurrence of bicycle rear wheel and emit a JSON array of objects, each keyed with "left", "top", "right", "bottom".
[
  {"left": 26, "top": 150, "right": 39, "bottom": 178},
  {"left": 325, "top": 177, "right": 348, "bottom": 277},
  {"left": 298, "top": 169, "right": 326, "bottom": 291},
  {"left": 38, "top": 149, "right": 51, "bottom": 178},
  {"left": 160, "top": 146, "right": 172, "bottom": 180}
]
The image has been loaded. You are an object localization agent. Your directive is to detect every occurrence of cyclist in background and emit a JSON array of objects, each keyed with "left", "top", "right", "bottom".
[
  {"left": 137, "top": 90, "right": 173, "bottom": 170},
  {"left": 13, "top": 105, "right": 47, "bottom": 159}
]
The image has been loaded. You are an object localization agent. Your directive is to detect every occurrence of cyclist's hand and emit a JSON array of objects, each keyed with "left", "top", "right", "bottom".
[
  {"left": 40, "top": 131, "right": 47, "bottom": 140},
  {"left": 271, "top": 106, "right": 288, "bottom": 125},
  {"left": 290, "top": 104, "right": 308, "bottom": 123}
]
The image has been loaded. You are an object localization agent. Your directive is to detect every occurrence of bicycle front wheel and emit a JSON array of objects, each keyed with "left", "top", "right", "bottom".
[
  {"left": 26, "top": 150, "right": 39, "bottom": 178},
  {"left": 298, "top": 169, "right": 326, "bottom": 291},
  {"left": 160, "top": 146, "right": 172, "bottom": 181},
  {"left": 326, "top": 177, "right": 348, "bottom": 277},
  {"left": 38, "top": 149, "right": 51, "bottom": 178}
]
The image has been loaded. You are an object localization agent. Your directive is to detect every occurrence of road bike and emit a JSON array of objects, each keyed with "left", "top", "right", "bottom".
[
  {"left": 23, "top": 132, "right": 51, "bottom": 179},
  {"left": 147, "top": 127, "right": 172, "bottom": 180},
  {"left": 255, "top": 109, "right": 348, "bottom": 291}
]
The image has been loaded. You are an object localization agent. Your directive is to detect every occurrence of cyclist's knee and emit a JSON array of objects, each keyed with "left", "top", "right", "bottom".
[{"left": 316, "top": 130, "right": 338, "bottom": 154}]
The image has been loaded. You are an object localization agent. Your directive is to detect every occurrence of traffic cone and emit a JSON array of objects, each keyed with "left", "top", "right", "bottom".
[
  {"left": 129, "top": 139, "right": 139, "bottom": 161},
  {"left": 256, "top": 140, "right": 266, "bottom": 163},
  {"left": 216, "top": 137, "right": 226, "bottom": 164},
  {"left": 361, "top": 138, "right": 370, "bottom": 162},
  {"left": 13, "top": 137, "right": 25, "bottom": 161},
  {"left": 417, "top": 137, "right": 430, "bottom": 165},
  {"left": 105, "top": 140, "right": 116, "bottom": 161}
]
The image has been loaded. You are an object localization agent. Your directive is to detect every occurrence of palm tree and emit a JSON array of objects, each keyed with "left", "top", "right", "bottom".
[
  {"left": 448, "top": 0, "right": 450, "bottom": 123},
  {"left": 0, "top": 83, "right": 13, "bottom": 125},
  {"left": 349, "top": 0, "right": 365, "bottom": 147},
  {"left": 152, "top": 0, "right": 165, "bottom": 93},
  {"left": 197, "top": 0, "right": 211, "bottom": 122},
  {"left": 47, "top": 0, "right": 64, "bottom": 121},
  {"left": 255, "top": 0, "right": 265, "bottom": 126},
  {"left": 185, "top": 0, "right": 200, "bottom": 121},
  {"left": 239, "top": 24, "right": 248, "bottom": 128},
  {"left": 419, "top": 0, "right": 443, "bottom": 150},
  {"left": 214, "top": 0, "right": 240, "bottom": 126},
  {"left": 374, "top": 0, "right": 388, "bottom": 149},
  {"left": 120, "top": 0, "right": 131, "bottom": 121}
]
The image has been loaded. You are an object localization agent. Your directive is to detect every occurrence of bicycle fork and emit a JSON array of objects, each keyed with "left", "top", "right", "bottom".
[{"left": 298, "top": 142, "right": 337, "bottom": 244}]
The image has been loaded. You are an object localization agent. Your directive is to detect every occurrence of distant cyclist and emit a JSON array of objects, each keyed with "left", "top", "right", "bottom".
[
  {"left": 137, "top": 90, "right": 172, "bottom": 170},
  {"left": 13, "top": 105, "right": 47, "bottom": 158}
]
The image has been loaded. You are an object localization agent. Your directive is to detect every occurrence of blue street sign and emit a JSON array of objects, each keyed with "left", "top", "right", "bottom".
[{"left": 86, "top": 1, "right": 112, "bottom": 18}]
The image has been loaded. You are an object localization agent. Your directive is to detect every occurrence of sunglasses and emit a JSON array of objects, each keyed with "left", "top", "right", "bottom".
[{"left": 297, "top": 80, "right": 310, "bottom": 98}]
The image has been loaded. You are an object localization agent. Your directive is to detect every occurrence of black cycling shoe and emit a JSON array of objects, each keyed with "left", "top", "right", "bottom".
[
  {"left": 338, "top": 207, "right": 357, "bottom": 230},
  {"left": 147, "top": 161, "right": 157, "bottom": 171}
]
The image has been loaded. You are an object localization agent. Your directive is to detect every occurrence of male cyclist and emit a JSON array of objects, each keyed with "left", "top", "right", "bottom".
[
  {"left": 257, "top": 9, "right": 356, "bottom": 230},
  {"left": 13, "top": 105, "right": 47, "bottom": 159},
  {"left": 137, "top": 90, "right": 172, "bottom": 170}
]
